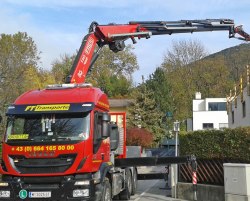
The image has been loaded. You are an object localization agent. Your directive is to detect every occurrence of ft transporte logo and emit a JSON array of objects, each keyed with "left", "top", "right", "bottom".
[{"left": 25, "top": 104, "right": 70, "bottom": 112}]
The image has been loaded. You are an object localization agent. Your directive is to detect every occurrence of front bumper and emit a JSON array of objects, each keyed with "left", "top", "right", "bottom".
[{"left": 0, "top": 175, "right": 100, "bottom": 201}]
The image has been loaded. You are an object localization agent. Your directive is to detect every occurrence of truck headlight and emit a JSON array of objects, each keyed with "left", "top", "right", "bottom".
[
  {"left": 0, "top": 190, "right": 10, "bottom": 198},
  {"left": 0, "top": 182, "right": 8, "bottom": 187},
  {"left": 73, "top": 189, "right": 89, "bottom": 197}
]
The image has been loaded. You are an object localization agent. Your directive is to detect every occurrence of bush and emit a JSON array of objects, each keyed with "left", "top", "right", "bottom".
[
  {"left": 126, "top": 127, "right": 153, "bottom": 148},
  {"left": 179, "top": 127, "right": 250, "bottom": 162}
]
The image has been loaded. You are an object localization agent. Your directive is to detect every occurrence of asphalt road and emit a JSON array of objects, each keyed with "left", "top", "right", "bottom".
[
  {"left": 130, "top": 179, "right": 172, "bottom": 201},
  {"left": 117, "top": 166, "right": 187, "bottom": 201},
  {"left": 131, "top": 166, "right": 169, "bottom": 200}
]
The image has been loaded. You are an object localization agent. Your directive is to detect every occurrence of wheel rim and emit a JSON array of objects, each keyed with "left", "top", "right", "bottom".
[
  {"left": 104, "top": 185, "right": 111, "bottom": 200},
  {"left": 128, "top": 173, "right": 132, "bottom": 194},
  {"left": 134, "top": 173, "right": 137, "bottom": 189}
]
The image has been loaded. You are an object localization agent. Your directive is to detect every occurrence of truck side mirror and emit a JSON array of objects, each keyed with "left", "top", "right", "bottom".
[
  {"left": 93, "top": 112, "right": 111, "bottom": 154},
  {"left": 101, "top": 112, "right": 110, "bottom": 138},
  {"left": 110, "top": 124, "right": 119, "bottom": 151}
]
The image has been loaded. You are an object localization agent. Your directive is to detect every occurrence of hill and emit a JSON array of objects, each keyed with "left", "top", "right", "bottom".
[
  {"left": 209, "top": 43, "right": 250, "bottom": 58},
  {"left": 206, "top": 43, "right": 250, "bottom": 81}
]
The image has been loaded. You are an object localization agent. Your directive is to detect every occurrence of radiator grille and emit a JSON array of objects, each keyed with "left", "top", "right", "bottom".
[{"left": 9, "top": 154, "right": 76, "bottom": 174}]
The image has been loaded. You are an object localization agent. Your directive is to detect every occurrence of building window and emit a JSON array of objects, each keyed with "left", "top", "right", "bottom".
[
  {"left": 242, "top": 101, "right": 246, "bottom": 118},
  {"left": 232, "top": 111, "right": 234, "bottom": 124},
  {"left": 219, "top": 123, "right": 228, "bottom": 130},
  {"left": 203, "top": 123, "right": 214, "bottom": 130},
  {"left": 208, "top": 102, "right": 226, "bottom": 111}
]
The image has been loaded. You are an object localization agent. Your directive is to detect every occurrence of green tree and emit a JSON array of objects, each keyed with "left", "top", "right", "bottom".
[
  {"left": 224, "top": 44, "right": 250, "bottom": 82},
  {"left": 87, "top": 45, "right": 138, "bottom": 97},
  {"left": 145, "top": 67, "right": 175, "bottom": 135},
  {"left": 51, "top": 45, "right": 138, "bottom": 98},
  {"left": 98, "top": 74, "right": 133, "bottom": 98},
  {"left": 51, "top": 54, "right": 74, "bottom": 83},
  {"left": 127, "top": 80, "right": 165, "bottom": 146},
  {"left": 0, "top": 32, "right": 55, "bottom": 131},
  {"left": 23, "top": 66, "right": 55, "bottom": 90},
  {"left": 160, "top": 39, "right": 235, "bottom": 122},
  {"left": 0, "top": 32, "right": 42, "bottom": 133},
  {"left": 209, "top": 44, "right": 250, "bottom": 82},
  {"left": 161, "top": 39, "right": 208, "bottom": 121},
  {"left": 192, "top": 57, "right": 233, "bottom": 98},
  {"left": 163, "top": 39, "right": 207, "bottom": 72},
  {"left": 146, "top": 67, "right": 175, "bottom": 117}
]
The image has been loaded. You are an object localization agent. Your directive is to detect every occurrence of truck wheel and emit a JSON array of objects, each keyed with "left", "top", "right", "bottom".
[
  {"left": 119, "top": 168, "right": 132, "bottom": 200},
  {"left": 131, "top": 167, "right": 138, "bottom": 195},
  {"left": 102, "top": 178, "right": 112, "bottom": 201}
]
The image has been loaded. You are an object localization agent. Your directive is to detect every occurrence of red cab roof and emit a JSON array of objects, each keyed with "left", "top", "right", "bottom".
[{"left": 14, "top": 86, "right": 109, "bottom": 111}]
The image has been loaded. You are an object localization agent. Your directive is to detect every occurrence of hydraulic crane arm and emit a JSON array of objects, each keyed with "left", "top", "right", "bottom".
[
  {"left": 66, "top": 19, "right": 250, "bottom": 84},
  {"left": 234, "top": 25, "right": 250, "bottom": 41}
]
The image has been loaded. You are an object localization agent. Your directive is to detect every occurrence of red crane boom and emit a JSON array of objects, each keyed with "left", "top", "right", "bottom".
[{"left": 65, "top": 19, "right": 250, "bottom": 84}]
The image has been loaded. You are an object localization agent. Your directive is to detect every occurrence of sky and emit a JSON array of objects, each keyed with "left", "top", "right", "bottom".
[{"left": 0, "top": 0, "right": 250, "bottom": 83}]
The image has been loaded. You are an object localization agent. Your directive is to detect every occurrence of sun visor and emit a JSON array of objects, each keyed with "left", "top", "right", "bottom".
[{"left": 6, "top": 103, "right": 94, "bottom": 115}]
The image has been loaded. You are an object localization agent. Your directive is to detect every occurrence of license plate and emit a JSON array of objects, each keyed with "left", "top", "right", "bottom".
[{"left": 29, "top": 191, "right": 51, "bottom": 198}]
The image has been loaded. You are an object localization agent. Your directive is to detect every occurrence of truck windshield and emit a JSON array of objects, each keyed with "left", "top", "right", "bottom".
[{"left": 5, "top": 113, "right": 90, "bottom": 143}]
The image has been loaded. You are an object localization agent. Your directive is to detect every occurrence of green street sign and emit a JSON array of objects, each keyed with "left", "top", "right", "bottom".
[{"left": 19, "top": 189, "right": 28, "bottom": 199}]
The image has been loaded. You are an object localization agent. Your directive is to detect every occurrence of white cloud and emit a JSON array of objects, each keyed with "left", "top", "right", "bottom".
[
  {"left": 0, "top": 2, "right": 86, "bottom": 70},
  {"left": 2, "top": 0, "right": 132, "bottom": 9},
  {"left": 34, "top": 32, "right": 81, "bottom": 69},
  {"left": 0, "top": 7, "right": 31, "bottom": 33},
  {"left": 3, "top": 0, "right": 249, "bottom": 15}
]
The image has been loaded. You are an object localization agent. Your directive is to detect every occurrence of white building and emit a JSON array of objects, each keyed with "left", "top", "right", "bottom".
[
  {"left": 228, "top": 86, "right": 250, "bottom": 128},
  {"left": 192, "top": 92, "right": 228, "bottom": 131}
]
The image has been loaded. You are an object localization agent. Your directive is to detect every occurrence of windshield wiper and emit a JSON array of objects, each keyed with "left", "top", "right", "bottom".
[
  {"left": 56, "top": 137, "right": 72, "bottom": 141},
  {"left": 7, "top": 139, "right": 35, "bottom": 144}
]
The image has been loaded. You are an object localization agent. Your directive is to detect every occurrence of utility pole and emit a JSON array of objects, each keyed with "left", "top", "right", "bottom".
[
  {"left": 172, "top": 120, "right": 180, "bottom": 198},
  {"left": 173, "top": 121, "right": 180, "bottom": 156}
]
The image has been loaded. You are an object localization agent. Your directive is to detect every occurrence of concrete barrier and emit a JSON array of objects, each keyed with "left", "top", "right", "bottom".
[{"left": 177, "top": 182, "right": 224, "bottom": 201}]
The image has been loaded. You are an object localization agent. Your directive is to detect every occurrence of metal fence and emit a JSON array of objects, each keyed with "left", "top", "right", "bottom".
[{"left": 179, "top": 158, "right": 247, "bottom": 186}]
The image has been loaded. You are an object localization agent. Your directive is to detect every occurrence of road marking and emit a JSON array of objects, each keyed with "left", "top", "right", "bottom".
[{"left": 134, "top": 180, "right": 158, "bottom": 201}]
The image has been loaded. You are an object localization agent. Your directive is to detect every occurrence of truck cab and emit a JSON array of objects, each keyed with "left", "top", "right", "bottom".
[{"left": 0, "top": 83, "right": 117, "bottom": 200}]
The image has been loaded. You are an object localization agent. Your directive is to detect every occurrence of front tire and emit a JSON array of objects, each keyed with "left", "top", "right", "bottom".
[
  {"left": 102, "top": 178, "right": 112, "bottom": 201},
  {"left": 131, "top": 167, "right": 138, "bottom": 195},
  {"left": 119, "top": 168, "right": 132, "bottom": 200}
]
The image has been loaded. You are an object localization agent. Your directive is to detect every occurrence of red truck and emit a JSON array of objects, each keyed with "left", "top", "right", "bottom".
[{"left": 0, "top": 19, "right": 249, "bottom": 201}]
